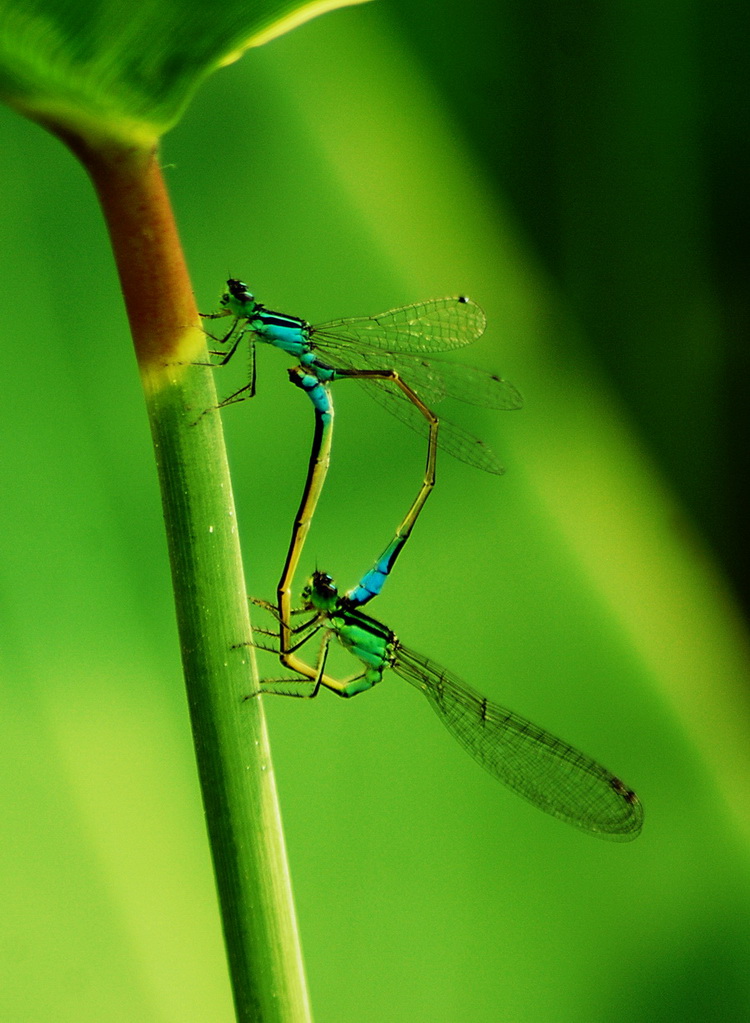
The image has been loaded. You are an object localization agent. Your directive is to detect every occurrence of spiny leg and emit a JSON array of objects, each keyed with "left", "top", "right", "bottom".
[
  {"left": 250, "top": 596, "right": 314, "bottom": 626},
  {"left": 251, "top": 630, "right": 334, "bottom": 699},
  {"left": 191, "top": 330, "right": 258, "bottom": 427},
  {"left": 213, "top": 337, "right": 258, "bottom": 408},
  {"left": 258, "top": 631, "right": 373, "bottom": 699},
  {"left": 199, "top": 313, "right": 244, "bottom": 364}
]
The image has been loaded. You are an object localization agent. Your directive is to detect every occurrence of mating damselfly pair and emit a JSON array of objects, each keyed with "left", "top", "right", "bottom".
[{"left": 201, "top": 280, "right": 644, "bottom": 841}]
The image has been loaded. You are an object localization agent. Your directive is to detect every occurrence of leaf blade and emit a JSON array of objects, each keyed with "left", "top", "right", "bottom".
[{"left": 0, "top": 0, "right": 374, "bottom": 145}]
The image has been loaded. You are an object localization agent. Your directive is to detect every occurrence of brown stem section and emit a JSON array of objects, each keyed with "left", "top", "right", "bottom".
[{"left": 62, "top": 137, "right": 200, "bottom": 371}]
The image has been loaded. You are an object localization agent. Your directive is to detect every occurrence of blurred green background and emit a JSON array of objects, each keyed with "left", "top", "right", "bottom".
[{"left": 2, "top": 1, "right": 750, "bottom": 1020}]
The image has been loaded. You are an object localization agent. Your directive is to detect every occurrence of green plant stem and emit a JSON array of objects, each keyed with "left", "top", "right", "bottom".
[{"left": 66, "top": 138, "right": 312, "bottom": 1023}]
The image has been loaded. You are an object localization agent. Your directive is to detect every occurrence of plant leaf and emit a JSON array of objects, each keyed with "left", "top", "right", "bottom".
[{"left": 0, "top": 0, "right": 373, "bottom": 147}]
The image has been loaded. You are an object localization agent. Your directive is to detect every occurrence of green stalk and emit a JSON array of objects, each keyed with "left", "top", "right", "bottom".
[{"left": 64, "top": 138, "right": 312, "bottom": 1023}]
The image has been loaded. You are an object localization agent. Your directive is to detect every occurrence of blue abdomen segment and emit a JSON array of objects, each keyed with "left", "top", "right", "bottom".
[
  {"left": 346, "top": 537, "right": 402, "bottom": 607},
  {"left": 287, "top": 367, "right": 333, "bottom": 423}
]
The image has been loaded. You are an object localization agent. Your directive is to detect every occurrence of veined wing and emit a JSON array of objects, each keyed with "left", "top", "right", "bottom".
[
  {"left": 321, "top": 343, "right": 447, "bottom": 407},
  {"left": 364, "top": 382, "right": 506, "bottom": 475},
  {"left": 307, "top": 328, "right": 522, "bottom": 413},
  {"left": 311, "top": 297, "right": 486, "bottom": 354},
  {"left": 393, "top": 645, "right": 644, "bottom": 840},
  {"left": 303, "top": 342, "right": 509, "bottom": 473},
  {"left": 422, "top": 356, "right": 524, "bottom": 410}
]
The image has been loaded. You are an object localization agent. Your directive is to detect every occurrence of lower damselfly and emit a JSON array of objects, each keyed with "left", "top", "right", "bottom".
[{"left": 254, "top": 566, "right": 643, "bottom": 841}]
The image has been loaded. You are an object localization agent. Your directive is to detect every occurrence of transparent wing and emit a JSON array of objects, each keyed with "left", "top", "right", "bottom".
[
  {"left": 321, "top": 343, "right": 447, "bottom": 405},
  {"left": 363, "top": 381, "right": 506, "bottom": 475},
  {"left": 393, "top": 645, "right": 644, "bottom": 840},
  {"left": 310, "top": 344, "right": 509, "bottom": 474},
  {"left": 423, "top": 356, "right": 524, "bottom": 410},
  {"left": 312, "top": 297, "right": 486, "bottom": 354},
  {"left": 309, "top": 328, "right": 522, "bottom": 413}
]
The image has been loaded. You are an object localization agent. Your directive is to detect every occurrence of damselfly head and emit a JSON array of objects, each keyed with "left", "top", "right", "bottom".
[
  {"left": 220, "top": 278, "right": 256, "bottom": 315},
  {"left": 302, "top": 571, "right": 339, "bottom": 611}
]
